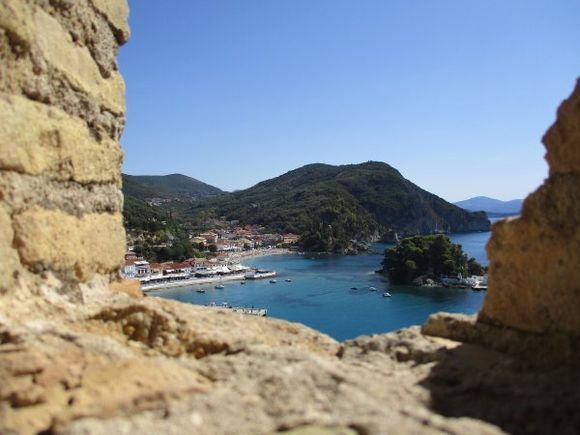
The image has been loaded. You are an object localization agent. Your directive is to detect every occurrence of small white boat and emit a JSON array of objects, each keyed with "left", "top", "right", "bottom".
[
  {"left": 269, "top": 279, "right": 277, "bottom": 284},
  {"left": 471, "top": 283, "right": 488, "bottom": 291},
  {"left": 246, "top": 270, "right": 277, "bottom": 280},
  {"left": 369, "top": 286, "right": 377, "bottom": 291},
  {"left": 382, "top": 292, "right": 391, "bottom": 297},
  {"left": 215, "top": 284, "right": 225, "bottom": 289}
]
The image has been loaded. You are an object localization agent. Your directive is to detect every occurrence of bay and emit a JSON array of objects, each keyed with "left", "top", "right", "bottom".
[{"left": 153, "top": 225, "right": 502, "bottom": 341}]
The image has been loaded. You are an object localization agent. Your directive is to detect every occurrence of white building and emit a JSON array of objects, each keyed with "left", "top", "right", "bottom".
[{"left": 134, "top": 260, "right": 151, "bottom": 277}]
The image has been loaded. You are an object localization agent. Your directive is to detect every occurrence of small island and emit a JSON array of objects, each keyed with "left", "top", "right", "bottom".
[{"left": 381, "top": 234, "right": 486, "bottom": 287}]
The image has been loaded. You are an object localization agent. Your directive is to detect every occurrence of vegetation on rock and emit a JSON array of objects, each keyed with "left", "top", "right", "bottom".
[
  {"left": 382, "top": 235, "right": 484, "bottom": 284},
  {"left": 122, "top": 173, "right": 223, "bottom": 200},
  {"left": 123, "top": 196, "right": 167, "bottom": 233},
  {"left": 122, "top": 162, "right": 490, "bottom": 254},
  {"left": 189, "top": 162, "right": 489, "bottom": 252}
]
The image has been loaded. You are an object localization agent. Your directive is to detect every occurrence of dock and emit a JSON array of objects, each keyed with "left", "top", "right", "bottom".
[{"left": 245, "top": 269, "right": 277, "bottom": 280}]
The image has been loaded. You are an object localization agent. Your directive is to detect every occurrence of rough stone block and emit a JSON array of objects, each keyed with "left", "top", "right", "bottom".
[
  {"left": 0, "top": 172, "right": 123, "bottom": 216},
  {"left": 0, "top": 0, "right": 34, "bottom": 50},
  {"left": 90, "top": 0, "right": 130, "bottom": 44},
  {"left": 544, "top": 79, "right": 580, "bottom": 175},
  {"left": 481, "top": 82, "right": 580, "bottom": 336},
  {"left": 0, "top": 205, "right": 20, "bottom": 290},
  {"left": 34, "top": 5, "right": 126, "bottom": 114},
  {"left": 0, "top": 0, "right": 125, "bottom": 114},
  {"left": 481, "top": 217, "right": 580, "bottom": 335},
  {"left": 109, "top": 279, "right": 142, "bottom": 299},
  {"left": 0, "top": 95, "right": 122, "bottom": 184},
  {"left": 12, "top": 207, "right": 125, "bottom": 281}
]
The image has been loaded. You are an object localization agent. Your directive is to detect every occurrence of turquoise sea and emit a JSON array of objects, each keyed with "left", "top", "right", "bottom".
[{"left": 154, "top": 227, "right": 500, "bottom": 341}]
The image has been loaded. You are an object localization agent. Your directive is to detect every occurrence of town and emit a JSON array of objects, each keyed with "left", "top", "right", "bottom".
[{"left": 122, "top": 218, "right": 300, "bottom": 291}]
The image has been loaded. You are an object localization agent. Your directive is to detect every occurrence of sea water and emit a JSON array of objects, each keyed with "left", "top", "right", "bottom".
[{"left": 153, "top": 228, "right": 497, "bottom": 341}]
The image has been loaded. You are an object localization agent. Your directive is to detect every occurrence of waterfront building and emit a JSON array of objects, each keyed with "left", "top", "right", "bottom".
[
  {"left": 134, "top": 260, "right": 151, "bottom": 277},
  {"left": 121, "top": 259, "right": 137, "bottom": 279}
]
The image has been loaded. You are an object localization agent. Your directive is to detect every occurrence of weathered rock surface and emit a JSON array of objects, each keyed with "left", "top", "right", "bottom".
[
  {"left": 0, "top": 300, "right": 502, "bottom": 435},
  {"left": 1, "top": 1, "right": 579, "bottom": 434},
  {"left": 479, "top": 80, "right": 580, "bottom": 336},
  {"left": 0, "top": 95, "right": 123, "bottom": 185}
]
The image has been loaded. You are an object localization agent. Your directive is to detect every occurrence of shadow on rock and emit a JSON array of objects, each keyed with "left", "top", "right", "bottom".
[{"left": 420, "top": 342, "right": 580, "bottom": 435}]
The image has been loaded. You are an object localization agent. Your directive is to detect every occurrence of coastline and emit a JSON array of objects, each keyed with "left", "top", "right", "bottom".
[
  {"left": 143, "top": 273, "right": 249, "bottom": 293},
  {"left": 141, "top": 248, "right": 295, "bottom": 293}
]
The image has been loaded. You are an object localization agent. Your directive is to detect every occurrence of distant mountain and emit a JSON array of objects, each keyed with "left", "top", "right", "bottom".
[
  {"left": 454, "top": 196, "right": 523, "bottom": 215},
  {"left": 191, "top": 161, "right": 490, "bottom": 252},
  {"left": 122, "top": 173, "right": 223, "bottom": 200}
]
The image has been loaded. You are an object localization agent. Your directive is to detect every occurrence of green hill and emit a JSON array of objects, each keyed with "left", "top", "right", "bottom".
[
  {"left": 122, "top": 173, "right": 223, "bottom": 200},
  {"left": 189, "top": 161, "right": 490, "bottom": 252}
]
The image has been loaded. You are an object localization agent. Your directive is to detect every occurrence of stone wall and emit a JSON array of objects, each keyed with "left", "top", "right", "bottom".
[
  {"left": 0, "top": 0, "right": 129, "bottom": 292},
  {"left": 479, "top": 80, "right": 580, "bottom": 336}
]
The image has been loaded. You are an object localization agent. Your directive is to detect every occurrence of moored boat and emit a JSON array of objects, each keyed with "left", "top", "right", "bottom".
[
  {"left": 382, "top": 292, "right": 391, "bottom": 297},
  {"left": 245, "top": 269, "right": 277, "bottom": 280}
]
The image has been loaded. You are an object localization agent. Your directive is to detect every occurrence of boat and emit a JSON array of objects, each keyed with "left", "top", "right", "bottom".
[
  {"left": 382, "top": 292, "right": 391, "bottom": 297},
  {"left": 245, "top": 269, "right": 277, "bottom": 280},
  {"left": 469, "top": 275, "right": 488, "bottom": 291},
  {"left": 369, "top": 286, "right": 377, "bottom": 291},
  {"left": 215, "top": 284, "right": 225, "bottom": 289},
  {"left": 285, "top": 279, "right": 292, "bottom": 282},
  {"left": 471, "top": 283, "right": 488, "bottom": 291},
  {"left": 351, "top": 287, "right": 357, "bottom": 290},
  {"left": 269, "top": 279, "right": 277, "bottom": 284},
  {"left": 240, "top": 281, "right": 246, "bottom": 285},
  {"left": 196, "top": 289, "right": 206, "bottom": 293}
]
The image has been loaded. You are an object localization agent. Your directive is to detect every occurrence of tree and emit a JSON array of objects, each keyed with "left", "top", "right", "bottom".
[
  {"left": 383, "top": 235, "right": 472, "bottom": 285},
  {"left": 467, "top": 257, "right": 485, "bottom": 276}
]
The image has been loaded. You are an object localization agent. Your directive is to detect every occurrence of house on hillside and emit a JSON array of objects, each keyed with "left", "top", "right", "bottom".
[
  {"left": 283, "top": 233, "right": 301, "bottom": 244},
  {"left": 199, "top": 232, "right": 218, "bottom": 244}
]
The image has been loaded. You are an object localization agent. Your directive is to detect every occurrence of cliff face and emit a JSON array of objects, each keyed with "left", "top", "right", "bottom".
[{"left": 1, "top": 2, "right": 579, "bottom": 434}]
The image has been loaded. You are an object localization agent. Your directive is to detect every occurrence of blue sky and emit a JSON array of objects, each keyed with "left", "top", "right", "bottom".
[{"left": 119, "top": 1, "right": 579, "bottom": 202}]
